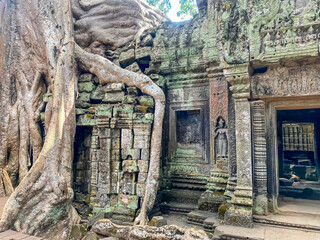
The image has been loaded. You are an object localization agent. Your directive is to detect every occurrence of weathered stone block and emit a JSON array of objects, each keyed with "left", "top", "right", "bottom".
[
  {"left": 123, "top": 95, "right": 138, "bottom": 104},
  {"left": 149, "top": 216, "right": 167, "bottom": 227},
  {"left": 105, "top": 83, "right": 125, "bottom": 92},
  {"left": 134, "top": 105, "right": 149, "bottom": 113},
  {"left": 79, "top": 82, "right": 96, "bottom": 92},
  {"left": 125, "top": 62, "right": 142, "bottom": 73},
  {"left": 119, "top": 194, "right": 139, "bottom": 209},
  {"left": 141, "top": 34, "right": 153, "bottom": 47},
  {"left": 78, "top": 92, "right": 91, "bottom": 102},
  {"left": 121, "top": 129, "right": 133, "bottom": 148},
  {"left": 119, "top": 49, "right": 135, "bottom": 67},
  {"left": 76, "top": 101, "right": 91, "bottom": 109},
  {"left": 79, "top": 73, "right": 93, "bottom": 82},
  {"left": 127, "top": 87, "right": 139, "bottom": 96},
  {"left": 141, "top": 148, "right": 150, "bottom": 160},
  {"left": 90, "top": 86, "right": 104, "bottom": 102},
  {"left": 138, "top": 172, "right": 148, "bottom": 183},
  {"left": 111, "top": 129, "right": 121, "bottom": 138},
  {"left": 82, "top": 231, "right": 98, "bottom": 240},
  {"left": 138, "top": 95, "right": 154, "bottom": 107},
  {"left": 113, "top": 205, "right": 136, "bottom": 217},
  {"left": 102, "top": 92, "right": 125, "bottom": 103},
  {"left": 70, "top": 224, "right": 87, "bottom": 240},
  {"left": 113, "top": 105, "right": 134, "bottom": 118},
  {"left": 133, "top": 135, "right": 150, "bottom": 149},
  {"left": 111, "top": 214, "right": 135, "bottom": 223},
  {"left": 133, "top": 127, "right": 151, "bottom": 136},
  {"left": 99, "top": 138, "right": 111, "bottom": 150},
  {"left": 76, "top": 108, "right": 87, "bottom": 115},
  {"left": 96, "top": 105, "right": 112, "bottom": 118},
  {"left": 99, "top": 128, "right": 111, "bottom": 138},
  {"left": 121, "top": 148, "right": 140, "bottom": 160},
  {"left": 136, "top": 183, "right": 145, "bottom": 197},
  {"left": 136, "top": 47, "right": 152, "bottom": 64},
  {"left": 137, "top": 160, "right": 149, "bottom": 173}
]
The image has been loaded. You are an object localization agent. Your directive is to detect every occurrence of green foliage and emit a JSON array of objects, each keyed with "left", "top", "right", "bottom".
[
  {"left": 147, "top": 0, "right": 172, "bottom": 14},
  {"left": 177, "top": 0, "right": 198, "bottom": 18},
  {"left": 147, "top": 0, "right": 198, "bottom": 19}
]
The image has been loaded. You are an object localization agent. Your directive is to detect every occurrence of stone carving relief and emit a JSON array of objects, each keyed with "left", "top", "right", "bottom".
[
  {"left": 215, "top": 117, "right": 228, "bottom": 159},
  {"left": 251, "top": 64, "right": 320, "bottom": 98},
  {"left": 167, "top": 86, "right": 209, "bottom": 103}
]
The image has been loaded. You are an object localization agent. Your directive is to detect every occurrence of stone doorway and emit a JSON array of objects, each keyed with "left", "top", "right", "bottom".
[{"left": 277, "top": 109, "right": 320, "bottom": 200}]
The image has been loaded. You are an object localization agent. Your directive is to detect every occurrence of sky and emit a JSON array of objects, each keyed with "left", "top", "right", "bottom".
[{"left": 166, "top": 0, "right": 193, "bottom": 22}]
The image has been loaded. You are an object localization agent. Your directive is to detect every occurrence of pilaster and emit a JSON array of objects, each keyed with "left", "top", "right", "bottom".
[
  {"left": 198, "top": 67, "right": 229, "bottom": 212},
  {"left": 224, "top": 64, "right": 253, "bottom": 227},
  {"left": 251, "top": 101, "right": 268, "bottom": 215}
]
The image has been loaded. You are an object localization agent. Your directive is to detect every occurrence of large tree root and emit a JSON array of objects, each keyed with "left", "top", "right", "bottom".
[
  {"left": 0, "top": 0, "right": 165, "bottom": 238},
  {"left": 92, "top": 219, "right": 210, "bottom": 240},
  {"left": 75, "top": 44, "right": 165, "bottom": 225}
]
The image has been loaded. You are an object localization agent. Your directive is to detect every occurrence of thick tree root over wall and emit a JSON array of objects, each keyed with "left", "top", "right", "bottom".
[{"left": 0, "top": 0, "right": 165, "bottom": 238}]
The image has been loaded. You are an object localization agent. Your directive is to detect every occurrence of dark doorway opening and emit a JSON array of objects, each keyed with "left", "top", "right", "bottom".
[
  {"left": 277, "top": 109, "right": 320, "bottom": 200},
  {"left": 73, "top": 126, "right": 92, "bottom": 218}
]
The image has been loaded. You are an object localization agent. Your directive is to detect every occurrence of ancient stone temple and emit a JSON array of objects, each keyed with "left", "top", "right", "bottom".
[{"left": 71, "top": 0, "right": 320, "bottom": 237}]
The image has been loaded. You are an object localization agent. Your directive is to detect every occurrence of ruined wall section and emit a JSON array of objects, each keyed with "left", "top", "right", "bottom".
[
  {"left": 102, "top": 14, "right": 220, "bottom": 211},
  {"left": 74, "top": 73, "right": 154, "bottom": 224}
]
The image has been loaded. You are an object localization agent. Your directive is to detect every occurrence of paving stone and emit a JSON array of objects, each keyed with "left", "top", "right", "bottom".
[{"left": 149, "top": 216, "right": 167, "bottom": 227}]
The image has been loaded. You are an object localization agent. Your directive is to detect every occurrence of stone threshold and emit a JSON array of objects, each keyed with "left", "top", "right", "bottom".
[
  {"left": 253, "top": 214, "right": 320, "bottom": 231},
  {"left": 213, "top": 224, "right": 320, "bottom": 240}
]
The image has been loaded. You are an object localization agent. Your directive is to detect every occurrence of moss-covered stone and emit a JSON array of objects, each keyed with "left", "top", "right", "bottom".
[
  {"left": 138, "top": 96, "right": 154, "bottom": 107},
  {"left": 90, "top": 86, "right": 104, "bottom": 102},
  {"left": 79, "top": 73, "right": 93, "bottom": 82},
  {"left": 77, "top": 114, "right": 96, "bottom": 126},
  {"left": 78, "top": 92, "right": 91, "bottom": 102},
  {"left": 96, "top": 105, "right": 113, "bottom": 118},
  {"left": 148, "top": 216, "right": 167, "bottom": 227},
  {"left": 127, "top": 87, "right": 139, "bottom": 96},
  {"left": 119, "top": 49, "right": 135, "bottom": 67},
  {"left": 70, "top": 224, "right": 87, "bottom": 240},
  {"left": 78, "top": 82, "right": 96, "bottom": 92},
  {"left": 103, "top": 92, "right": 125, "bottom": 103}
]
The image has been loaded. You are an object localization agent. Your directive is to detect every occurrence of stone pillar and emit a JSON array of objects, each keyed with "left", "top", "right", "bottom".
[
  {"left": 224, "top": 65, "right": 253, "bottom": 227},
  {"left": 198, "top": 69, "right": 229, "bottom": 212},
  {"left": 251, "top": 101, "right": 268, "bottom": 215}
]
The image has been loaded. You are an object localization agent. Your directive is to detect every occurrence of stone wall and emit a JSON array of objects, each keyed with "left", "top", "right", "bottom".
[{"left": 74, "top": 73, "right": 154, "bottom": 223}]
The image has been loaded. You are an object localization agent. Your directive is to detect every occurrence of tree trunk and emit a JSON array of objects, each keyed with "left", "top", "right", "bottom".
[{"left": 0, "top": 0, "right": 165, "bottom": 238}]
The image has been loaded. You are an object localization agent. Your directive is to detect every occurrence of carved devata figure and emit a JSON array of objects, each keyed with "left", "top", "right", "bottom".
[{"left": 215, "top": 117, "right": 228, "bottom": 160}]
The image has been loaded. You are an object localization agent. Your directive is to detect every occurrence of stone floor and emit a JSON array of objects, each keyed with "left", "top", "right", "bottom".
[
  {"left": 254, "top": 198, "right": 320, "bottom": 231},
  {"left": 1, "top": 196, "right": 320, "bottom": 239},
  {"left": 214, "top": 224, "right": 320, "bottom": 240}
]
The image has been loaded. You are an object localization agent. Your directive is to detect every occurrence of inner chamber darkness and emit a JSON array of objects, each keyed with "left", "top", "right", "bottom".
[
  {"left": 176, "top": 110, "right": 202, "bottom": 144},
  {"left": 277, "top": 108, "right": 320, "bottom": 200}
]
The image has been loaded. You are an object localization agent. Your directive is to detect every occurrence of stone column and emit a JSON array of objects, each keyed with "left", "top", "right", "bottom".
[
  {"left": 251, "top": 101, "right": 268, "bottom": 215},
  {"left": 224, "top": 65, "right": 253, "bottom": 227}
]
